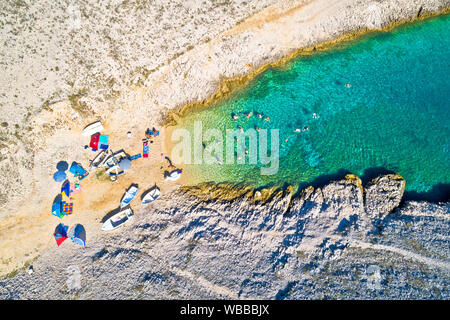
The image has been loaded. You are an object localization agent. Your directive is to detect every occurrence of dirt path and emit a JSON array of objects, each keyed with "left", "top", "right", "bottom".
[{"left": 351, "top": 241, "right": 450, "bottom": 272}]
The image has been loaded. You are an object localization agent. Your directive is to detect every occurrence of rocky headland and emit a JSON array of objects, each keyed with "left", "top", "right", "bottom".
[{"left": 1, "top": 174, "right": 448, "bottom": 299}]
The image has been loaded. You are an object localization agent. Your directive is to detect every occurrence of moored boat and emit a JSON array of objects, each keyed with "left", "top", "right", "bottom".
[
  {"left": 101, "top": 208, "right": 134, "bottom": 231},
  {"left": 82, "top": 121, "right": 104, "bottom": 136},
  {"left": 120, "top": 185, "right": 138, "bottom": 208},
  {"left": 141, "top": 186, "right": 161, "bottom": 205}
]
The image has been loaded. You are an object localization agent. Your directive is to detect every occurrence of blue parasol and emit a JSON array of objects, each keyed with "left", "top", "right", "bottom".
[{"left": 53, "top": 171, "right": 67, "bottom": 182}]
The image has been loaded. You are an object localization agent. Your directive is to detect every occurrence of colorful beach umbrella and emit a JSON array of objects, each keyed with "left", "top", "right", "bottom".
[
  {"left": 51, "top": 194, "right": 64, "bottom": 218},
  {"left": 61, "top": 180, "right": 71, "bottom": 198},
  {"left": 119, "top": 158, "right": 131, "bottom": 171},
  {"left": 53, "top": 171, "right": 67, "bottom": 182},
  {"left": 68, "top": 224, "right": 86, "bottom": 246},
  {"left": 56, "top": 161, "right": 69, "bottom": 171},
  {"left": 54, "top": 223, "right": 69, "bottom": 246}
]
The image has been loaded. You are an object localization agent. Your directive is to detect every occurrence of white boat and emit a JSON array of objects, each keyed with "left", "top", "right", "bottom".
[
  {"left": 89, "top": 150, "right": 107, "bottom": 171},
  {"left": 101, "top": 208, "right": 134, "bottom": 231},
  {"left": 165, "top": 169, "right": 182, "bottom": 181},
  {"left": 141, "top": 186, "right": 161, "bottom": 205},
  {"left": 120, "top": 185, "right": 138, "bottom": 208},
  {"left": 103, "top": 150, "right": 128, "bottom": 169},
  {"left": 82, "top": 121, "right": 104, "bottom": 136}
]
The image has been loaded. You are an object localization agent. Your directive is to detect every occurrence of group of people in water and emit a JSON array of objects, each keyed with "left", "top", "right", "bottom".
[
  {"left": 232, "top": 110, "right": 270, "bottom": 133},
  {"left": 231, "top": 108, "right": 320, "bottom": 144}
]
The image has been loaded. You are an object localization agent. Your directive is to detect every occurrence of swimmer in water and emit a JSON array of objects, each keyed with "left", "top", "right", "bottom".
[
  {"left": 304, "top": 126, "right": 309, "bottom": 131},
  {"left": 255, "top": 126, "right": 261, "bottom": 132},
  {"left": 345, "top": 83, "right": 351, "bottom": 88},
  {"left": 312, "top": 113, "right": 317, "bottom": 119},
  {"left": 264, "top": 116, "right": 270, "bottom": 122},
  {"left": 243, "top": 111, "right": 253, "bottom": 120},
  {"left": 256, "top": 112, "right": 263, "bottom": 119},
  {"left": 294, "top": 128, "right": 301, "bottom": 133},
  {"left": 238, "top": 125, "right": 244, "bottom": 133},
  {"left": 232, "top": 113, "right": 239, "bottom": 120},
  {"left": 245, "top": 148, "right": 249, "bottom": 155}
]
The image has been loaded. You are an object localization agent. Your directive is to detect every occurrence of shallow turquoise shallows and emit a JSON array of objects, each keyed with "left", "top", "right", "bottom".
[{"left": 172, "top": 15, "right": 450, "bottom": 198}]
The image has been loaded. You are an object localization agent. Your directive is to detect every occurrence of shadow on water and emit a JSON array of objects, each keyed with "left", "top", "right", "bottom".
[
  {"left": 403, "top": 183, "right": 450, "bottom": 203},
  {"left": 359, "top": 166, "right": 449, "bottom": 202},
  {"left": 289, "top": 167, "right": 449, "bottom": 204},
  {"left": 359, "top": 167, "right": 397, "bottom": 186},
  {"left": 293, "top": 169, "right": 352, "bottom": 198}
]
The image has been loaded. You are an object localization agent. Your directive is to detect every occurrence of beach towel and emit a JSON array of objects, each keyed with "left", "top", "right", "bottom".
[
  {"left": 62, "top": 202, "right": 73, "bottom": 215},
  {"left": 70, "top": 183, "right": 82, "bottom": 194},
  {"left": 90, "top": 133, "right": 100, "bottom": 151},
  {"left": 129, "top": 154, "right": 142, "bottom": 161},
  {"left": 143, "top": 141, "right": 149, "bottom": 158},
  {"left": 99, "top": 134, "right": 109, "bottom": 150},
  {"left": 69, "top": 162, "right": 89, "bottom": 180}
]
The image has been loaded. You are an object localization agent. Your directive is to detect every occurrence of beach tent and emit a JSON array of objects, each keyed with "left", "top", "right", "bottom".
[
  {"left": 54, "top": 223, "right": 69, "bottom": 246},
  {"left": 56, "top": 161, "right": 69, "bottom": 171},
  {"left": 69, "top": 162, "right": 89, "bottom": 180},
  {"left": 61, "top": 180, "right": 71, "bottom": 198},
  {"left": 68, "top": 224, "right": 86, "bottom": 246},
  {"left": 51, "top": 194, "right": 64, "bottom": 218},
  {"left": 53, "top": 171, "right": 67, "bottom": 182},
  {"left": 90, "top": 133, "right": 100, "bottom": 151}
]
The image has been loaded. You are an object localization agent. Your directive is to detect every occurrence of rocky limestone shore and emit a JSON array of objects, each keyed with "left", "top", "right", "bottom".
[
  {"left": 1, "top": 174, "right": 448, "bottom": 299},
  {"left": 0, "top": 0, "right": 449, "bottom": 289}
]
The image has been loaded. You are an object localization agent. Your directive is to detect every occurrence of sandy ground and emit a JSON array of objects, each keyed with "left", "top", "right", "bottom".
[{"left": 0, "top": 0, "right": 449, "bottom": 276}]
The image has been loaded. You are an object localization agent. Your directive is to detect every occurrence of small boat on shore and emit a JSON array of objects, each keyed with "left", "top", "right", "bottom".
[
  {"left": 89, "top": 150, "right": 107, "bottom": 171},
  {"left": 82, "top": 121, "right": 104, "bottom": 136},
  {"left": 120, "top": 185, "right": 138, "bottom": 208},
  {"left": 165, "top": 169, "right": 182, "bottom": 181},
  {"left": 141, "top": 186, "right": 161, "bottom": 205},
  {"left": 103, "top": 150, "right": 128, "bottom": 169},
  {"left": 101, "top": 208, "right": 134, "bottom": 231}
]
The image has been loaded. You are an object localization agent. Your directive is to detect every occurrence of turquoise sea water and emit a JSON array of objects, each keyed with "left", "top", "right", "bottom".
[{"left": 171, "top": 15, "right": 450, "bottom": 199}]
